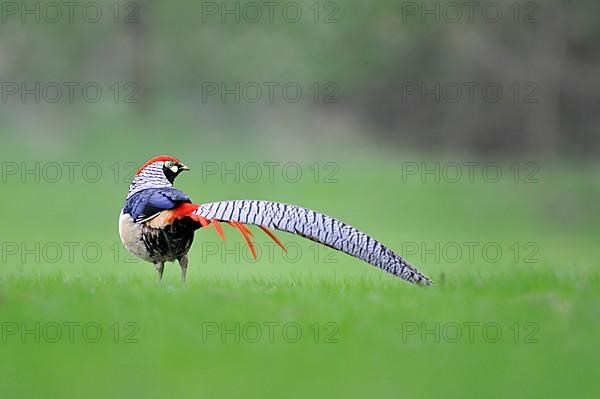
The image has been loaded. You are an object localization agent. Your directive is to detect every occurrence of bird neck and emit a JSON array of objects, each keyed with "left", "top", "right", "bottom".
[{"left": 127, "top": 164, "right": 173, "bottom": 198}]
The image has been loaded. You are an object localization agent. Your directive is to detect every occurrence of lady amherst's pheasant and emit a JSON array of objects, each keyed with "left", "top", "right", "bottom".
[{"left": 119, "top": 155, "right": 431, "bottom": 285}]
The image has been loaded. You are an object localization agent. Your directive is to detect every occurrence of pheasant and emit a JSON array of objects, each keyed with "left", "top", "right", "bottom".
[{"left": 119, "top": 155, "right": 432, "bottom": 285}]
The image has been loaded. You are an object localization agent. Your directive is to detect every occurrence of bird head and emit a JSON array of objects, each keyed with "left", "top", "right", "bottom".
[{"left": 127, "top": 155, "right": 190, "bottom": 197}]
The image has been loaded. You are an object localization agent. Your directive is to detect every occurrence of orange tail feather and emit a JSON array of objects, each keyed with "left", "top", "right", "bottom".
[
  {"left": 228, "top": 221, "right": 257, "bottom": 260},
  {"left": 259, "top": 226, "right": 287, "bottom": 253},
  {"left": 212, "top": 219, "right": 226, "bottom": 241}
]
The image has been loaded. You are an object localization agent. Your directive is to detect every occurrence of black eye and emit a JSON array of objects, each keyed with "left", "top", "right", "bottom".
[{"left": 165, "top": 161, "right": 173, "bottom": 168}]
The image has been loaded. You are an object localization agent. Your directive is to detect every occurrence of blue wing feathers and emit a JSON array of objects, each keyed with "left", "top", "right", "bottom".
[{"left": 123, "top": 188, "right": 191, "bottom": 221}]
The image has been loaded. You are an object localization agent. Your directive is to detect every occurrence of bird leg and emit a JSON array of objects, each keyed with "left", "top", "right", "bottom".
[
  {"left": 178, "top": 255, "right": 189, "bottom": 282},
  {"left": 154, "top": 262, "right": 165, "bottom": 281}
]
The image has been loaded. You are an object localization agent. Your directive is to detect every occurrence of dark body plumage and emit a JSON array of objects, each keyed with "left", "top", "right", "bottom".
[
  {"left": 140, "top": 218, "right": 198, "bottom": 262},
  {"left": 121, "top": 187, "right": 200, "bottom": 264}
]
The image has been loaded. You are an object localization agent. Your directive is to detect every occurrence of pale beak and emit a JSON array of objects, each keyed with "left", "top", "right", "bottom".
[{"left": 180, "top": 164, "right": 190, "bottom": 171}]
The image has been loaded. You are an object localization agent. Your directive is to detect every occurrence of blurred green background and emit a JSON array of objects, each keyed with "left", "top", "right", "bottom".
[{"left": 1, "top": 1, "right": 599, "bottom": 398}]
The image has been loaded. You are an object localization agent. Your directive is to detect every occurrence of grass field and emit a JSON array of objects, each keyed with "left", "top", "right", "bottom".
[{"left": 1, "top": 131, "right": 599, "bottom": 398}]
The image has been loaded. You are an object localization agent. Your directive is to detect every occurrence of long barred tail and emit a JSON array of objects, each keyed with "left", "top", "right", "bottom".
[{"left": 195, "top": 200, "right": 432, "bottom": 285}]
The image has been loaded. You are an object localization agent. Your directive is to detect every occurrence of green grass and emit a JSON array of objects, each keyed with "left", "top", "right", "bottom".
[
  {"left": 1, "top": 273, "right": 598, "bottom": 398},
  {"left": 1, "top": 135, "right": 599, "bottom": 398}
]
